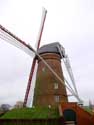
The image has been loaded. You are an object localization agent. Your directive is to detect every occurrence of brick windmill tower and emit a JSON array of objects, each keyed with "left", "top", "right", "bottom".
[{"left": 33, "top": 42, "right": 68, "bottom": 106}]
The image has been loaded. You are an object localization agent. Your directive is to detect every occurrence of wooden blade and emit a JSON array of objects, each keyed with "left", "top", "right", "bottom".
[
  {"left": 36, "top": 7, "right": 47, "bottom": 49},
  {"left": 23, "top": 58, "right": 37, "bottom": 106},
  {"left": 24, "top": 8, "right": 47, "bottom": 107},
  {"left": 0, "top": 25, "right": 34, "bottom": 56}
]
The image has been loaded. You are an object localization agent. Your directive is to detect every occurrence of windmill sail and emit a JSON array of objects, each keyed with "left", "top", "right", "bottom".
[
  {"left": 24, "top": 8, "right": 47, "bottom": 106},
  {"left": 0, "top": 25, "right": 33, "bottom": 56}
]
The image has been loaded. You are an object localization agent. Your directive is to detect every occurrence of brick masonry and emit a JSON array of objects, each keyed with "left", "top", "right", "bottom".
[{"left": 33, "top": 53, "right": 68, "bottom": 106}]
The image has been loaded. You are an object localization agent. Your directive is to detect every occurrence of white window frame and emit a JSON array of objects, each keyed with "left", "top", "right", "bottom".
[
  {"left": 54, "top": 83, "right": 58, "bottom": 89},
  {"left": 54, "top": 95, "right": 59, "bottom": 102},
  {"left": 42, "top": 67, "right": 46, "bottom": 72}
]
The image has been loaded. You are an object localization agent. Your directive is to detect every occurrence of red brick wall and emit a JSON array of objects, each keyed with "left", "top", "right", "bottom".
[
  {"left": 61, "top": 102, "right": 94, "bottom": 125},
  {"left": 33, "top": 53, "right": 68, "bottom": 106}
]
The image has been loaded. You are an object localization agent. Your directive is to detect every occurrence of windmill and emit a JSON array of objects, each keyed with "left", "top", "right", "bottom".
[{"left": 0, "top": 8, "right": 82, "bottom": 107}]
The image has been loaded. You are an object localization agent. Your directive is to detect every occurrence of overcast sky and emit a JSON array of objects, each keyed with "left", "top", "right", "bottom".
[{"left": 0, "top": 0, "right": 94, "bottom": 106}]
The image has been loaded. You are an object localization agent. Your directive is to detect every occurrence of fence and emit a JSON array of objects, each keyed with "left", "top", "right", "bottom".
[{"left": 0, "top": 117, "right": 64, "bottom": 125}]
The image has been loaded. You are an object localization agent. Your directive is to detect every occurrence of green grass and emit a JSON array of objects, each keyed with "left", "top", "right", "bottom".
[{"left": 0, "top": 107, "right": 60, "bottom": 119}]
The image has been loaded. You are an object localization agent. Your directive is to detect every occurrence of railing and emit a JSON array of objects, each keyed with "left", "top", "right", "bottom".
[{"left": 0, "top": 117, "right": 64, "bottom": 125}]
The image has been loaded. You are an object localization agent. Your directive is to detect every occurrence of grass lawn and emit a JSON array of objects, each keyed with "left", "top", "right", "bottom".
[{"left": 0, "top": 107, "right": 60, "bottom": 119}]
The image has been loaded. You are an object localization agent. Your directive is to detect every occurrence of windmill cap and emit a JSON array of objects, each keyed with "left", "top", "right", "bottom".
[{"left": 37, "top": 42, "right": 65, "bottom": 58}]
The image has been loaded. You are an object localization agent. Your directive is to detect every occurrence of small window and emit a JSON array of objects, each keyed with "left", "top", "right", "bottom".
[
  {"left": 54, "top": 83, "right": 58, "bottom": 89},
  {"left": 54, "top": 96, "right": 59, "bottom": 102},
  {"left": 42, "top": 67, "right": 46, "bottom": 72}
]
